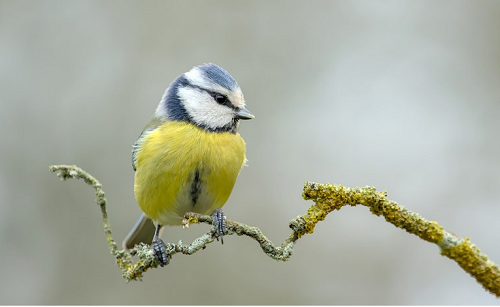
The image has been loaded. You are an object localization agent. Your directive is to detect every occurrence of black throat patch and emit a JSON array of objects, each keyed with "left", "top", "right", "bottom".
[{"left": 190, "top": 170, "right": 202, "bottom": 206}]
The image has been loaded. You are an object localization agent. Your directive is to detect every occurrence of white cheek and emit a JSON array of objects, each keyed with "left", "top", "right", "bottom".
[{"left": 178, "top": 87, "right": 234, "bottom": 129}]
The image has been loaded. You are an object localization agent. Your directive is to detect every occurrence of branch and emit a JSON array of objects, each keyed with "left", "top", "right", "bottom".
[
  {"left": 48, "top": 165, "right": 296, "bottom": 281},
  {"left": 301, "top": 182, "right": 500, "bottom": 297},
  {"left": 49, "top": 165, "right": 500, "bottom": 297}
]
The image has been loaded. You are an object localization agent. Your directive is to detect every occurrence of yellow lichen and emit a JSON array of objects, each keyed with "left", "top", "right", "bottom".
[
  {"left": 301, "top": 182, "right": 444, "bottom": 244},
  {"left": 441, "top": 238, "right": 500, "bottom": 296},
  {"left": 301, "top": 182, "right": 500, "bottom": 296},
  {"left": 182, "top": 216, "right": 199, "bottom": 229}
]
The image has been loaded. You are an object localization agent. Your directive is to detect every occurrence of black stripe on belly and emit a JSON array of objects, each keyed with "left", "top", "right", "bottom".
[{"left": 190, "top": 170, "right": 202, "bottom": 206}]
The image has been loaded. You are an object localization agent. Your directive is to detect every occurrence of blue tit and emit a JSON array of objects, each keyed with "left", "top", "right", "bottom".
[{"left": 122, "top": 63, "right": 254, "bottom": 266}]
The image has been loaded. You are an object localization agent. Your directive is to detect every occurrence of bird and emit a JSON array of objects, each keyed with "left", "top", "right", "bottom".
[{"left": 122, "top": 63, "right": 254, "bottom": 266}]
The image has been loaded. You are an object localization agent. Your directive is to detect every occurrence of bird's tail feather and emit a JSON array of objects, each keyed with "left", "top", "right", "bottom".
[{"left": 122, "top": 213, "right": 158, "bottom": 250}]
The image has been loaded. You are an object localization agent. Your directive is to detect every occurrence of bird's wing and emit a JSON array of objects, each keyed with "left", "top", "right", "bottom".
[{"left": 132, "top": 117, "right": 165, "bottom": 171}]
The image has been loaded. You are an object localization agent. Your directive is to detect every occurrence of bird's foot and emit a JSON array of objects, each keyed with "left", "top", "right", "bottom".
[
  {"left": 152, "top": 235, "right": 169, "bottom": 267},
  {"left": 212, "top": 208, "right": 226, "bottom": 244}
]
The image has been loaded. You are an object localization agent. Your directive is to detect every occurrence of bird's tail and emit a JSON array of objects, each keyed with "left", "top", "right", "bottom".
[{"left": 122, "top": 213, "right": 158, "bottom": 250}]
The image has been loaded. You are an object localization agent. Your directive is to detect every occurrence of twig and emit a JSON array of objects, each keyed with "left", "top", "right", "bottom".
[{"left": 49, "top": 165, "right": 500, "bottom": 297}]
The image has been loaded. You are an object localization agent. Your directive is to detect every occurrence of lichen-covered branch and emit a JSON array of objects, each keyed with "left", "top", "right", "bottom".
[
  {"left": 302, "top": 182, "right": 500, "bottom": 297},
  {"left": 49, "top": 165, "right": 118, "bottom": 255},
  {"left": 49, "top": 165, "right": 500, "bottom": 297},
  {"left": 49, "top": 165, "right": 297, "bottom": 281}
]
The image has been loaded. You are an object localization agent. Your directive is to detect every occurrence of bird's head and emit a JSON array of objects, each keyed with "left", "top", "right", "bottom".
[{"left": 155, "top": 63, "right": 254, "bottom": 133}]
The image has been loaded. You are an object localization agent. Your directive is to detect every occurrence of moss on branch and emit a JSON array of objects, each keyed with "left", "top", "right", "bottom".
[{"left": 49, "top": 165, "right": 500, "bottom": 297}]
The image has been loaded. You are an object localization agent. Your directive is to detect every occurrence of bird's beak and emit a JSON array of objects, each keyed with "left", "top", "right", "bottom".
[{"left": 234, "top": 107, "right": 255, "bottom": 120}]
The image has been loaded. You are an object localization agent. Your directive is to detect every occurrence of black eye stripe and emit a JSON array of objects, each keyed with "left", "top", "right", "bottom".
[
  {"left": 210, "top": 92, "right": 237, "bottom": 110},
  {"left": 187, "top": 84, "right": 237, "bottom": 110},
  {"left": 214, "top": 94, "right": 227, "bottom": 104},
  {"left": 212, "top": 93, "right": 232, "bottom": 108}
]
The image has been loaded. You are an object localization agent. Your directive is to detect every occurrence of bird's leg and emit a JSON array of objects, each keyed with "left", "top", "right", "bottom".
[
  {"left": 211, "top": 208, "right": 226, "bottom": 244},
  {"left": 152, "top": 224, "right": 169, "bottom": 267}
]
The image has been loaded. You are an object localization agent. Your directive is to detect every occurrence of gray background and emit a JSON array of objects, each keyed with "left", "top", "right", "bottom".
[{"left": 1, "top": 0, "right": 500, "bottom": 304}]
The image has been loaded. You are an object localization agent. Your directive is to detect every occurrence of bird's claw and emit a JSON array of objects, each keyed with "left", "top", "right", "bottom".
[
  {"left": 212, "top": 208, "right": 226, "bottom": 244},
  {"left": 152, "top": 236, "right": 169, "bottom": 267}
]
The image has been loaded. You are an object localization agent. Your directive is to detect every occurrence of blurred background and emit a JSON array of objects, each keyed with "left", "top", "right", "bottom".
[{"left": 1, "top": 0, "right": 500, "bottom": 304}]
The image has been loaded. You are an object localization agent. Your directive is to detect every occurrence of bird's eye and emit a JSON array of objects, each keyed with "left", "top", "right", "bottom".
[{"left": 214, "top": 94, "right": 228, "bottom": 105}]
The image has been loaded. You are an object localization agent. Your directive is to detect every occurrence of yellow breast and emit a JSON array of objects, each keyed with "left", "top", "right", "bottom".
[{"left": 133, "top": 121, "right": 246, "bottom": 226}]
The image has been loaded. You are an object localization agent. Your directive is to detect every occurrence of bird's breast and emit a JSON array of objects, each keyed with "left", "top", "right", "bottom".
[{"left": 133, "top": 121, "right": 246, "bottom": 225}]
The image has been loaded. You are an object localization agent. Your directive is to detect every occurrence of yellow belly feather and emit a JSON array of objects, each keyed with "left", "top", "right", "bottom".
[{"left": 134, "top": 121, "right": 246, "bottom": 226}]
